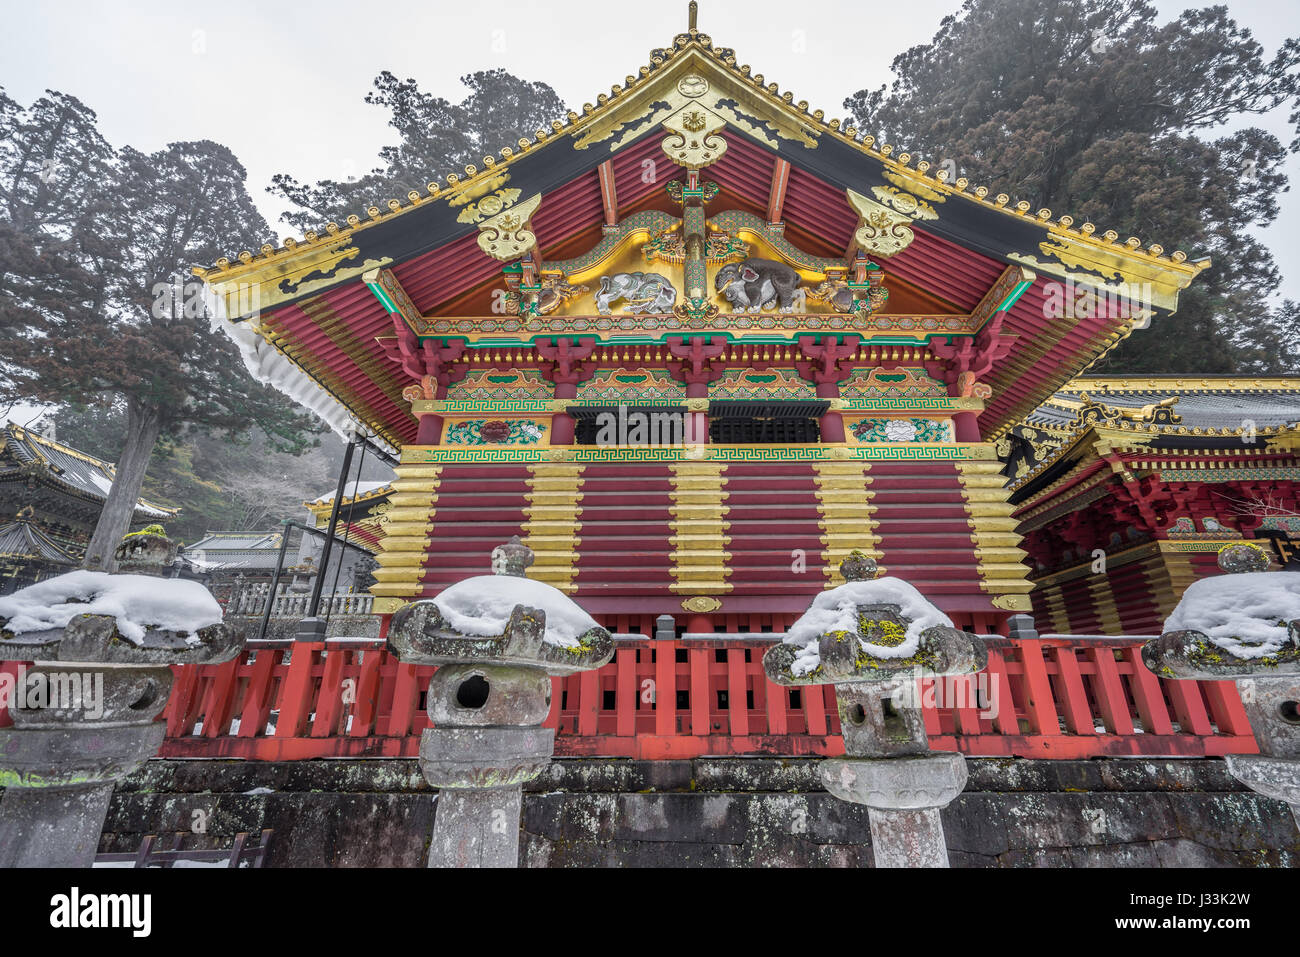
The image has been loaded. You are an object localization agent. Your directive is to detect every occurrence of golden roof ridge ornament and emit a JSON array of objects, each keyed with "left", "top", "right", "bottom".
[
  {"left": 196, "top": 1, "right": 1205, "bottom": 317},
  {"left": 846, "top": 186, "right": 933, "bottom": 258},
  {"left": 473, "top": 192, "right": 542, "bottom": 261}
]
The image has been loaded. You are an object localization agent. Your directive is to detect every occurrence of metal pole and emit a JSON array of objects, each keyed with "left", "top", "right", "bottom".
[
  {"left": 258, "top": 522, "right": 294, "bottom": 642},
  {"left": 298, "top": 434, "right": 357, "bottom": 641}
]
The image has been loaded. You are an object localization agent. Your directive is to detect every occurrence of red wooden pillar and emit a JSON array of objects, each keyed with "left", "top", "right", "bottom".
[
  {"left": 1122, "top": 646, "right": 1174, "bottom": 735},
  {"left": 415, "top": 411, "right": 442, "bottom": 444},
  {"left": 615, "top": 646, "right": 637, "bottom": 737},
  {"left": 1016, "top": 639, "right": 1061, "bottom": 735},
  {"left": 803, "top": 684, "right": 829, "bottom": 736},
  {"left": 1165, "top": 679, "right": 1214, "bottom": 736},
  {"left": 1050, "top": 645, "right": 1095, "bottom": 735},
  {"left": 655, "top": 639, "right": 676, "bottom": 735},
  {"left": 816, "top": 380, "right": 845, "bottom": 443},
  {"left": 1086, "top": 645, "right": 1135, "bottom": 735},
  {"left": 276, "top": 642, "right": 321, "bottom": 738},
  {"left": 349, "top": 648, "right": 385, "bottom": 737},
  {"left": 982, "top": 648, "right": 1021, "bottom": 734},
  {"left": 385, "top": 662, "right": 423, "bottom": 737},
  {"left": 199, "top": 659, "right": 242, "bottom": 739},
  {"left": 690, "top": 646, "right": 711, "bottom": 736},
  {"left": 1201, "top": 680, "right": 1253, "bottom": 737},
  {"left": 236, "top": 650, "right": 278, "bottom": 738},
  {"left": 552, "top": 381, "right": 577, "bottom": 445},
  {"left": 165, "top": 664, "right": 200, "bottom": 737},
  {"left": 726, "top": 647, "right": 749, "bottom": 737},
  {"left": 311, "top": 646, "right": 348, "bottom": 737},
  {"left": 953, "top": 411, "right": 981, "bottom": 442}
]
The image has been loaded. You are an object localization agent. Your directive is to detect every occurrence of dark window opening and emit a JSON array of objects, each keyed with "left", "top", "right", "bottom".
[
  {"left": 789, "top": 689, "right": 802, "bottom": 709},
  {"left": 676, "top": 690, "right": 690, "bottom": 709},
  {"left": 675, "top": 648, "right": 688, "bottom": 663},
  {"left": 602, "top": 690, "right": 616, "bottom": 711},
  {"left": 714, "top": 648, "right": 727, "bottom": 663},
  {"left": 709, "top": 416, "right": 820, "bottom": 444},
  {"left": 746, "top": 690, "right": 755, "bottom": 709},
  {"left": 717, "top": 690, "right": 729, "bottom": 709}
]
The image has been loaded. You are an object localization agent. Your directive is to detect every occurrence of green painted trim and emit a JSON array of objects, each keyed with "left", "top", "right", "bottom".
[{"left": 996, "top": 279, "right": 1034, "bottom": 313}]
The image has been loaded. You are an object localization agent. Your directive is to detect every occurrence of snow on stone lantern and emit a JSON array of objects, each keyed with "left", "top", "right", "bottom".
[
  {"left": 0, "top": 526, "right": 240, "bottom": 867},
  {"left": 1143, "top": 542, "right": 1300, "bottom": 822},
  {"left": 762, "top": 550, "right": 987, "bottom": 867},
  {"left": 386, "top": 536, "right": 613, "bottom": 868}
]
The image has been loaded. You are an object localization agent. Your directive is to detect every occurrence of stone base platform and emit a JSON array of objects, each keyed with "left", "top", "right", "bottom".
[{"left": 69, "top": 757, "right": 1300, "bottom": 867}]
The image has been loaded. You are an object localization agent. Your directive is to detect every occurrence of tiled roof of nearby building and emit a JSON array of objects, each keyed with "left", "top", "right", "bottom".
[
  {"left": 1, "top": 423, "right": 177, "bottom": 520},
  {"left": 188, "top": 531, "right": 283, "bottom": 552},
  {"left": 0, "top": 518, "right": 77, "bottom": 564},
  {"left": 1025, "top": 378, "right": 1300, "bottom": 433}
]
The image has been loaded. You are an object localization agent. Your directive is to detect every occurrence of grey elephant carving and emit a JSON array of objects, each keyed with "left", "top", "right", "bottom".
[
  {"left": 595, "top": 272, "right": 678, "bottom": 315},
  {"left": 715, "top": 258, "right": 806, "bottom": 313}
]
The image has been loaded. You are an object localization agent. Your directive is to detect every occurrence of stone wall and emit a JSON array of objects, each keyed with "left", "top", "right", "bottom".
[{"left": 88, "top": 757, "right": 1299, "bottom": 868}]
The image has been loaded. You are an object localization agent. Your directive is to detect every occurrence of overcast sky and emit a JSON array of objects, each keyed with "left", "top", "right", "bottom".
[{"left": 1, "top": 0, "right": 1297, "bottom": 303}]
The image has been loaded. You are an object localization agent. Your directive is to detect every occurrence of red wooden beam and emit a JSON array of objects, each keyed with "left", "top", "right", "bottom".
[
  {"left": 598, "top": 161, "right": 618, "bottom": 228},
  {"left": 767, "top": 157, "right": 791, "bottom": 225}
]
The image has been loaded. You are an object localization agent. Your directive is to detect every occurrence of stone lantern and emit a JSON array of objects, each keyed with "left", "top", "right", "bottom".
[
  {"left": 0, "top": 527, "right": 241, "bottom": 867},
  {"left": 762, "top": 550, "right": 987, "bottom": 867},
  {"left": 1143, "top": 542, "right": 1300, "bottom": 823},
  {"left": 387, "top": 536, "right": 614, "bottom": 868}
]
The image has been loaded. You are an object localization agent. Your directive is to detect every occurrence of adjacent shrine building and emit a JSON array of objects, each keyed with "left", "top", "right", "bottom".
[{"left": 197, "top": 14, "right": 1238, "bottom": 637}]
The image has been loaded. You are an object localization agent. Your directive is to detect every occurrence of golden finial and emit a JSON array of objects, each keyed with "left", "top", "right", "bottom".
[{"left": 689, "top": 1, "right": 698, "bottom": 31}]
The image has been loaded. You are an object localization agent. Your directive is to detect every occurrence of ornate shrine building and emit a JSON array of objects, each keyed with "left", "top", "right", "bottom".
[
  {"left": 0, "top": 423, "right": 176, "bottom": 592},
  {"left": 1009, "top": 376, "right": 1300, "bottom": 635},
  {"left": 198, "top": 16, "right": 1212, "bottom": 638}
]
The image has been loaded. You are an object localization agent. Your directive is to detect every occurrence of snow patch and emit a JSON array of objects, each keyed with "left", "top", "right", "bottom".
[
  {"left": 1163, "top": 572, "right": 1300, "bottom": 660},
  {"left": 0, "top": 571, "right": 223, "bottom": 645},
  {"left": 207, "top": 297, "right": 395, "bottom": 456},
  {"left": 432, "top": 575, "right": 601, "bottom": 649},
  {"left": 783, "top": 577, "right": 954, "bottom": 676}
]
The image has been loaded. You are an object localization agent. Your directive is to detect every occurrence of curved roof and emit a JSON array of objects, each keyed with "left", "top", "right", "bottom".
[
  {"left": 196, "top": 19, "right": 1209, "bottom": 448},
  {"left": 1026, "top": 378, "right": 1300, "bottom": 433},
  {"left": 0, "top": 519, "right": 77, "bottom": 565},
  {"left": 2, "top": 424, "right": 177, "bottom": 521}
]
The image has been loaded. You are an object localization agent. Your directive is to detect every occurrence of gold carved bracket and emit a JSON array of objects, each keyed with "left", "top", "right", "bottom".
[
  {"left": 662, "top": 103, "right": 728, "bottom": 171},
  {"left": 463, "top": 191, "right": 543, "bottom": 261},
  {"left": 846, "top": 186, "right": 938, "bottom": 258}
]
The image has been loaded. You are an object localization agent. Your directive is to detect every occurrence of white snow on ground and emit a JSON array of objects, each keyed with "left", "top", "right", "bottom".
[
  {"left": 432, "top": 575, "right": 600, "bottom": 648},
  {"left": 783, "top": 577, "right": 954, "bottom": 676},
  {"left": 1163, "top": 571, "right": 1300, "bottom": 660},
  {"left": 0, "top": 571, "right": 223, "bottom": 644}
]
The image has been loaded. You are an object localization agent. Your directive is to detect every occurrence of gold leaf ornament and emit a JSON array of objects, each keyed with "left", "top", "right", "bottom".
[
  {"left": 473, "top": 192, "right": 542, "bottom": 261},
  {"left": 661, "top": 104, "right": 728, "bottom": 170}
]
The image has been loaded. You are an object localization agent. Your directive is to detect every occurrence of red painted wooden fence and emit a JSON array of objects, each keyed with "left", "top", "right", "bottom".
[{"left": 148, "top": 634, "right": 1258, "bottom": 761}]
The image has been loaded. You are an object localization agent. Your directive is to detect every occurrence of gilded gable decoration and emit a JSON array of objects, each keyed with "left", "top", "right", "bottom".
[{"left": 661, "top": 103, "right": 728, "bottom": 170}]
